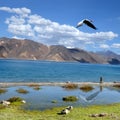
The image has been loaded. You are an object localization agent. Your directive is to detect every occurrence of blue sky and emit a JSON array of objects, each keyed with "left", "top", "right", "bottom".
[{"left": 0, "top": 0, "right": 120, "bottom": 54}]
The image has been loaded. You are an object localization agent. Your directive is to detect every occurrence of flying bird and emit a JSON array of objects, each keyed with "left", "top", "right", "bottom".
[{"left": 76, "top": 19, "right": 97, "bottom": 30}]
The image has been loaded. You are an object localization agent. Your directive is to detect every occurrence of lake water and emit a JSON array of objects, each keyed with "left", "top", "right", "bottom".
[
  {"left": 0, "top": 59, "right": 120, "bottom": 82},
  {"left": 0, "top": 59, "right": 120, "bottom": 110}
]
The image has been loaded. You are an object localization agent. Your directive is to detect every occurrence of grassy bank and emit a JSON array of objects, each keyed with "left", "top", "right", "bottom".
[{"left": 0, "top": 102, "right": 120, "bottom": 120}]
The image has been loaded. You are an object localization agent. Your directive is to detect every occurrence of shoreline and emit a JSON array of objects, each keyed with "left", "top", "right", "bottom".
[{"left": 0, "top": 82, "right": 120, "bottom": 87}]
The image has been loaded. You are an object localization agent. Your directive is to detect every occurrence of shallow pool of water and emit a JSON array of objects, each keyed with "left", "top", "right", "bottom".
[{"left": 0, "top": 85, "right": 120, "bottom": 110}]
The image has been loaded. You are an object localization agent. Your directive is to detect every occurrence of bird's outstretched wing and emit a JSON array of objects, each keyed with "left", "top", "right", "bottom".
[
  {"left": 83, "top": 20, "right": 97, "bottom": 30},
  {"left": 76, "top": 20, "right": 84, "bottom": 28}
]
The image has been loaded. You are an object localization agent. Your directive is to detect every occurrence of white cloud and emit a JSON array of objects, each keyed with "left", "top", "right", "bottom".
[
  {"left": 87, "top": 32, "right": 118, "bottom": 41},
  {"left": 5, "top": 16, "right": 25, "bottom": 25},
  {"left": 100, "top": 44, "right": 110, "bottom": 49},
  {"left": 0, "top": 7, "right": 11, "bottom": 12},
  {"left": 0, "top": 7, "right": 119, "bottom": 50},
  {"left": 112, "top": 43, "right": 120, "bottom": 48},
  {"left": 28, "top": 14, "right": 52, "bottom": 25},
  {"left": 0, "top": 7, "right": 31, "bottom": 17},
  {"left": 8, "top": 24, "right": 34, "bottom": 37}
]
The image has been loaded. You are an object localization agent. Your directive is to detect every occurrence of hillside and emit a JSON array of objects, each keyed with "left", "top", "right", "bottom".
[{"left": 0, "top": 37, "right": 120, "bottom": 64}]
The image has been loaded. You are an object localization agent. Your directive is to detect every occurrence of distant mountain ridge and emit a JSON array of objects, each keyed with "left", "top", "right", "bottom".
[
  {"left": 0, "top": 37, "right": 120, "bottom": 64},
  {"left": 96, "top": 50, "right": 120, "bottom": 60}
]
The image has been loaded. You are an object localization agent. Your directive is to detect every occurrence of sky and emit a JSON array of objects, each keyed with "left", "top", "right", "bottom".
[{"left": 0, "top": 0, "right": 120, "bottom": 54}]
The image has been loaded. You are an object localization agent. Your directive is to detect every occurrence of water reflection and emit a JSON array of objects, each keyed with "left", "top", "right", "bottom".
[{"left": 79, "top": 86, "right": 103, "bottom": 103}]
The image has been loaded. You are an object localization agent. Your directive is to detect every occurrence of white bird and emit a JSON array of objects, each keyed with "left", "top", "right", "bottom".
[{"left": 76, "top": 19, "right": 97, "bottom": 30}]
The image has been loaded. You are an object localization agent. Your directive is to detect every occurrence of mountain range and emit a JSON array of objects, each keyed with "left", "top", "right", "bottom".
[{"left": 0, "top": 37, "right": 120, "bottom": 64}]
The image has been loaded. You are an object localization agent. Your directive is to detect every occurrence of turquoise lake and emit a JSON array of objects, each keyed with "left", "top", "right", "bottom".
[{"left": 0, "top": 59, "right": 120, "bottom": 82}]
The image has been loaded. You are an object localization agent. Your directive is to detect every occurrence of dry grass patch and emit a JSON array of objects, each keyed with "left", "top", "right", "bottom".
[
  {"left": 16, "top": 88, "right": 29, "bottom": 94},
  {"left": 62, "top": 83, "right": 78, "bottom": 89},
  {"left": 112, "top": 84, "right": 120, "bottom": 89},
  {"left": 80, "top": 85, "right": 94, "bottom": 92}
]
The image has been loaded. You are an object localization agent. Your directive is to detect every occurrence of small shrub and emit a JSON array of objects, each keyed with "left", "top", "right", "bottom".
[
  {"left": 62, "top": 96, "right": 78, "bottom": 102},
  {"left": 0, "top": 88, "right": 7, "bottom": 94},
  {"left": 7, "top": 96, "right": 22, "bottom": 103},
  {"left": 63, "top": 83, "right": 78, "bottom": 89},
  {"left": 80, "top": 85, "right": 94, "bottom": 92},
  {"left": 113, "top": 84, "right": 120, "bottom": 88},
  {"left": 16, "top": 88, "right": 29, "bottom": 94}
]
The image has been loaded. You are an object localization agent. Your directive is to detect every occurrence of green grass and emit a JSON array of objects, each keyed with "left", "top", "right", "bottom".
[{"left": 0, "top": 103, "right": 120, "bottom": 120}]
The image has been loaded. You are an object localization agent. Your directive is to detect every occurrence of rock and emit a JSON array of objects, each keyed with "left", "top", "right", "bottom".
[{"left": 21, "top": 100, "right": 26, "bottom": 104}]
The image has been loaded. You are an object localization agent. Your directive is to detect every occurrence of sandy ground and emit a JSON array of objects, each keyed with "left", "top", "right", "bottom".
[{"left": 0, "top": 82, "right": 120, "bottom": 87}]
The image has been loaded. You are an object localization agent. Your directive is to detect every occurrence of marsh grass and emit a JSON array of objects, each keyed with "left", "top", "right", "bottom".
[
  {"left": 0, "top": 88, "right": 7, "bottom": 94},
  {"left": 62, "top": 83, "right": 78, "bottom": 90},
  {"left": 16, "top": 88, "right": 29, "bottom": 94},
  {"left": 62, "top": 96, "right": 78, "bottom": 102},
  {"left": 80, "top": 85, "right": 94, "bottom": 92},
  {"left": 7, "top": 96, "right": 23, "bottom": 103}
]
